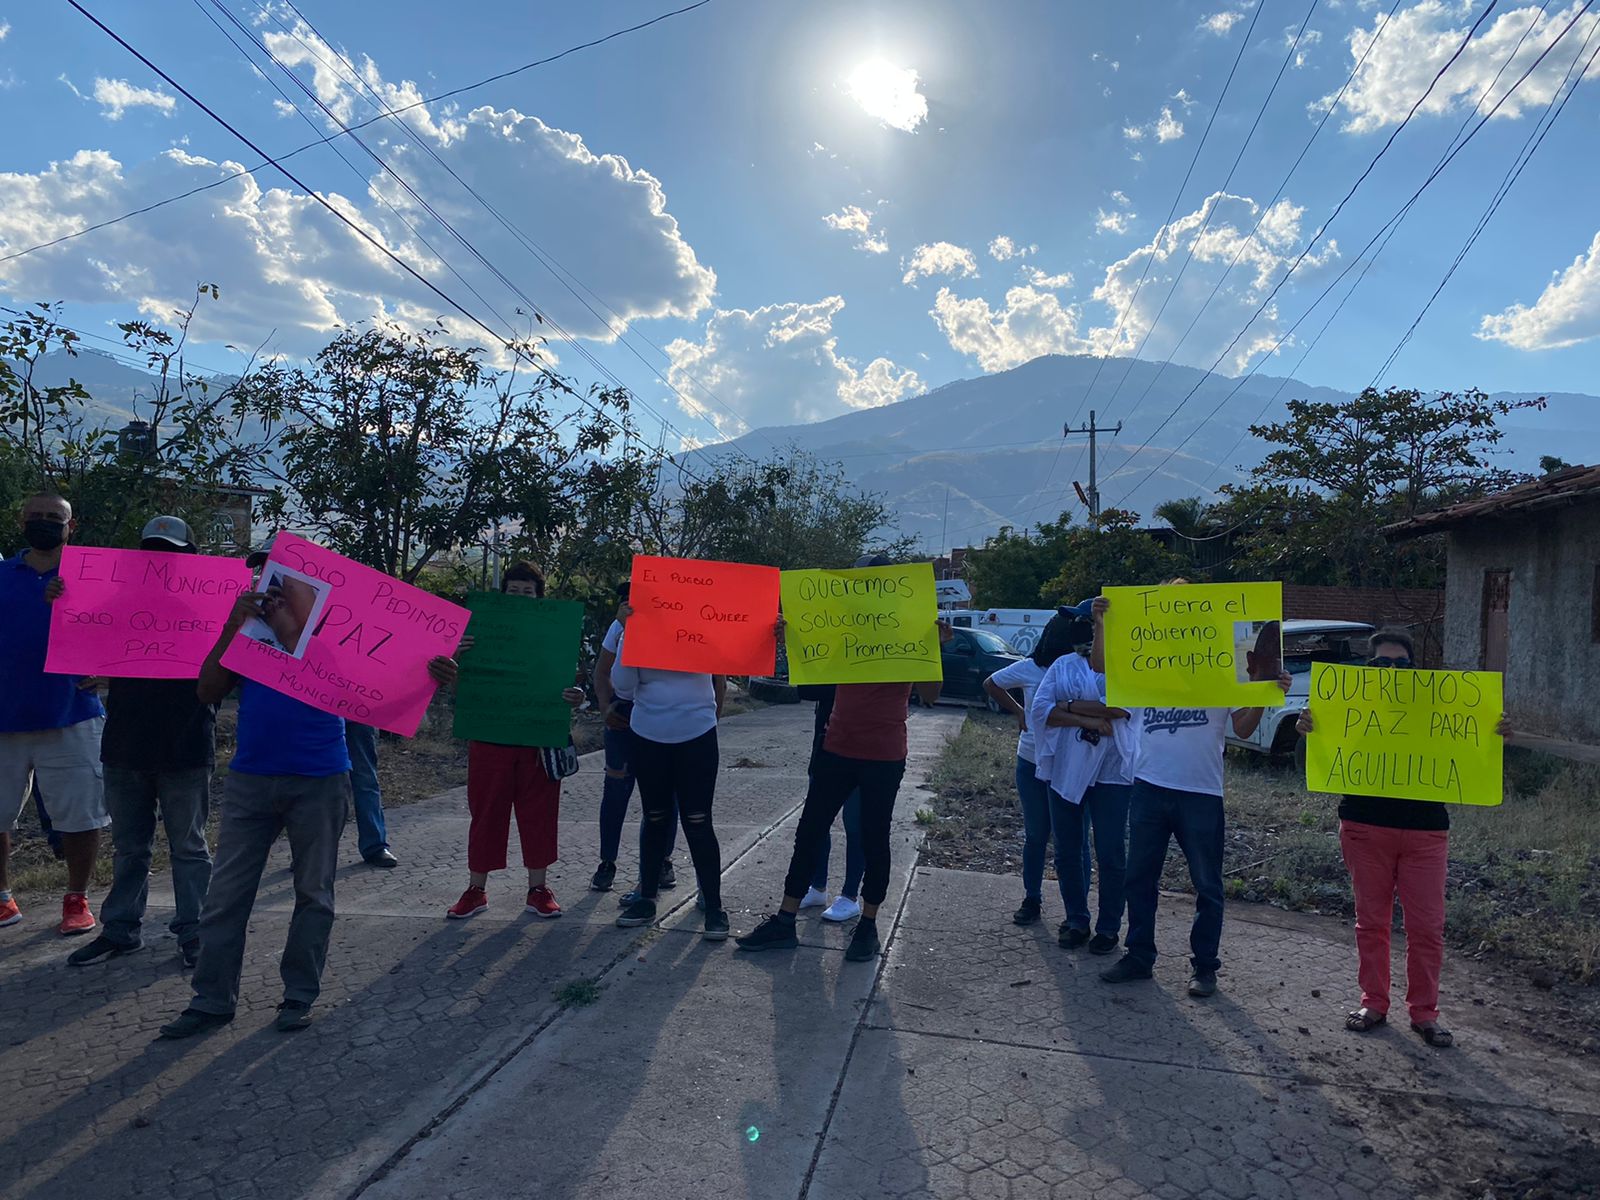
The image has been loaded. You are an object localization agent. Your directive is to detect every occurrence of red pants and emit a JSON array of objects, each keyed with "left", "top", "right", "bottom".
[
  {"left": 1339, "top": 820, "right": 1448, "bottom": 1024},
  {"left": 466, "top": 742, "right": 560, "bottom": 873}
]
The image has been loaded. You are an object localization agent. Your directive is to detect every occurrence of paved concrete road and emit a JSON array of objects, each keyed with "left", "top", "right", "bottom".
[{"left": 4, "top": 703, "right": 1596, "bottom": 1200}]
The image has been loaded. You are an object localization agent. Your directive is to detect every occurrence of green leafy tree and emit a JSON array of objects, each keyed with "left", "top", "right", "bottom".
[
  {"left": 1037, "top": 509, "right": 1186, "bottom": 606},
  {"left": 961, "top": 517, "right": 1074, "bottom": 608}
]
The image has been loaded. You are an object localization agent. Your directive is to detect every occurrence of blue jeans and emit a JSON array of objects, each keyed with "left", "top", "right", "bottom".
[
  {"left": 101, "top": 766, "right": 213, "bottom": 946},
  {"left": 1048, "top": 782, "right": 1130, "bottom": 936},
  {"left": 1124, "top": 779, "right": 1226, "bottom": 973},
  {"left": 344, "top": 723, "right": 388, "bottom": 859},
  {"left": 597, "top": 726, "right": 675, "bottom": 866},
  {"left": 808, "top": 787, "right": 864, "bottom": 898},
  {"left": 1021, "top": 757, "right": 1089, "bottom": 904}
]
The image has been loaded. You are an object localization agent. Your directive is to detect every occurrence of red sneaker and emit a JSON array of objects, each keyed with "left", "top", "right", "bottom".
[
  {"left": 59, "top": 893, "right": 96, "bottom": 936},
  {"left": 0, "top": 896, "right": 20, "bottom": 928},
  {"left": 446, "top": 886, "right": 487, "bottom": 920},
  {"left": 525, "top": 886, "right": 562, "bottom": 918}
]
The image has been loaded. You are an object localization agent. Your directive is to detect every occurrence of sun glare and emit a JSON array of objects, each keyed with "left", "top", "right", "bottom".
[{"left": 846, "top": 58, "right": 928, "bottom": 133}]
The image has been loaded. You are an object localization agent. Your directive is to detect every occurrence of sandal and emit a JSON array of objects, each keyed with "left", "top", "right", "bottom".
[
  {"left": 1345, "top": 1007, "right": 1387, "bottom": 1032},
  {"left": 1411, "top": 1021, "right": 1454, "bottom": 1049}
]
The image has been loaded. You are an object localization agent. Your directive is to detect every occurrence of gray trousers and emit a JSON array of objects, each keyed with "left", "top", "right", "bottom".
[
  {"left": 101, "top": 766, "right": 213, "bottom": 946},
  {"left": 190, "top": 771, "right": 349, "bottom": 1015}
]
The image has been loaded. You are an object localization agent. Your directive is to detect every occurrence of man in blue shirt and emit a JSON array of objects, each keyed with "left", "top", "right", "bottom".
[
  {"left": 160, "top": 575, "right": 458, "bottom": 1038},
  {"left": 0, "top": 493, "right": 108, "bottom": 936}
]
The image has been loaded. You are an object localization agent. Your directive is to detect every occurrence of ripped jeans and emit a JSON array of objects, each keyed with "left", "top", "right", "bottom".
[{"left": 632, "top": 727, "right": 721, "bottom": 911}]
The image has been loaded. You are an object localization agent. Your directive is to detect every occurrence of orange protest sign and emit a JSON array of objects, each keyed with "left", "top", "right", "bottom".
[{"left": 621, "top": 555, "right": 780, "bottom": 674}]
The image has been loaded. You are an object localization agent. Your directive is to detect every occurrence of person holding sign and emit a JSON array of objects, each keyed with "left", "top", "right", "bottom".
[
  {"left": 159, "top": 571, "right": 460, "bottom": 1039},
  {"left": 1095, "top": 587, "right": 1291, "bottom": 998},
  {"left": 445, "top": 563, "right": 587, "bottom": 921},
  {"left": 0, "top": 493, "right": 107, "bottom": 937},
  {"left": 51, "top": 517, "right": 219, "bottom": 970},
  {"left": 1295, "top": 629, "right": 1512, "bottom": 1049}
]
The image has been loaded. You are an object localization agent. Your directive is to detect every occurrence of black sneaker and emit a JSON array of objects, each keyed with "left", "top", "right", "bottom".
[
  {"left": 1013, "top": 897, "right": 1041, "bottom": 926},
  {"left": 179, "top": 938, "right": 201, "bottom": 969},
  {"left": 1188, "top": 969, "right": 1218, "bottom": 998},
  {"left": 844, "top": 920, "right": 881, "bottom": 962},
  {"left": 616, "top": 897, "right": 657, "bottom": 928},
  {"left": 363, "top": 849, "right": 398, "bottom": 869},
  {"left": 590, "top": 861, "right": 617, "bottom": 892},
  {"left": 1100, "top": 955, "right": 1154, "bottom": 984},
  {"left": 275, "top": 1000, "right": 313, "bottom": 1032},
  {"left": 735, "top": 914, "right": 799, "bottom": 952},
  {"left": 158, "top": 1008, "right": 233, "bottom": 1040},
  {"left": 1088, "top": 933, "right": 1120, "bottom": 956},
  {"left": 617, "top": 889, "right": 644, "bottom": 908},
  {"left": 1058, "top": 923, "right": 1090, "bottom": 950},
  {"left": 703, "top": 909, "right": 730, "bottom": 941},
  {"left": 658, "top": 860, "right": 677, "bottom": 890},
  {"left": 66, "top": 934, "right": 142, "bottom": 967}
]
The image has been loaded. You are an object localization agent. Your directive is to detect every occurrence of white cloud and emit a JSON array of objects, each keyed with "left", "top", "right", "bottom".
[
  {"left": 1171, "top": 88, "right": 1198, "bottom": 110},
  {"left": 1025, "top": 268, "right": 1075, "bottom": 289},
  {"left": 1288, "top": 25, "right": 1324, "bottom": 68},
  {"left": 1096, "top": 208, "right": 1136, "bottom": 235},
  {"left": 664, "top": 296, "right": 923, "bottom": 438},
  {"left": 822, "top": 204, "right": 888, "bottom": 254},
  {"left": 1155, "top": 106, "right": 1185, "bottom": 142},
  {"left": 1326, "top": 2, "right": 1600, "bottom": 133},
  {"left": 1110, "top": 190, "right": 1131, "bottom": 206},
  {"left": 1477, "top": 229, "right": 1600, "bottom": 350},
  {"left": 901, "top": 241, "right": 980, "bottom": 286},
  {"left": 845, "top": 59, "right": 929, "bottom": 133},
  {"left": 0, "top": 21, "right": 10, "bottom": 41},
  {"left": 1201, "top": 9, "right": 1246, "bottom": 35},
  {"left": 1123, "top": 124, "right": 1146, "bottom": 142},
  {"left": 930, "top": 285, "right": 1089, "bottom": 372},
  {"left": 91, "top": 78, "right": 177, "bottom": 120},
  {"left": 987, "top": 235, "right": 1036, "bottom": 261}
]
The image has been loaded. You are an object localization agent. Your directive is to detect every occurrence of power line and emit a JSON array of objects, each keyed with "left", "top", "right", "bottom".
[{"left": 0, "top": 0, "right": 714, "bottom": 268}]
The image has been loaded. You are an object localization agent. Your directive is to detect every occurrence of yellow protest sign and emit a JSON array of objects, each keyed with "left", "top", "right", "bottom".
[
  {"left": 1102, "top": 582, "right": 1283, "bottom": 708},
  {"left": 1306, "top": 663, "right": 1503, "bottom": 806},
  {"left": 781, "top": 562, "right": 942, "bottom": 685}
]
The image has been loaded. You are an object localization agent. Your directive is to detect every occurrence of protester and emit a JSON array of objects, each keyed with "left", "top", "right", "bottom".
[
  {"left": 590, "top": 581, "right": 678, "bottom": 894},
  {"left": 982, "top": 611, "right": 1089, "bottom": 928},
  {"left": 1296, "top": 629, "right": 1510, "bottom": 1049},
  {"left": 738, "top": 602, "right": 952, "bottom": 963},
  {"left": 160, "top": 578, "right": 458, "bottom": 1038},
  {"left": 1030, "top": 602, "right": 1136, "bottom": 954},
  {"left": 1096, "top": 587, "right": 1290, "bottom": 996},
  {"left": 51, "top": 517, "right": 217, "bottom": 968},
  {"left": 794, "top": 684, "right": 865, "bottom": 924},
  {"left": 609, "top": 599, "right": 731, "bottom": 939},
  {"left": 446, "top": 562, "right": 586, "bottom": 920},
  {"left": 0, "top": 493, "right": 108, "bottom": 935}
]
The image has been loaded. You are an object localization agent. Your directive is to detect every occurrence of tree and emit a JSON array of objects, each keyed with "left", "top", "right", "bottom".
[
  {"left": 1540, "top": 454, "right": 1572, "bottom": 474},
  {"left": 1037, "top": 510, "right": 1186, "bottom": 606},
  {"left": 961, "top": 517, "right": 1073, "bottom": 608},
  {"left": 1151, "top": 496, "right": 1218, "bottom": 538}
]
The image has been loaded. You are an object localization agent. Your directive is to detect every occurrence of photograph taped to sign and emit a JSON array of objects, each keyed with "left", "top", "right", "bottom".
[
  {"left": 239, "top": 564, "right": 330, "bottom": 660},
  {"left": 780, "top": 562, "right": 941, "bottom": 685},
  {"left": 1101, "top": 581, "right": 1282, "bottom": 708}
]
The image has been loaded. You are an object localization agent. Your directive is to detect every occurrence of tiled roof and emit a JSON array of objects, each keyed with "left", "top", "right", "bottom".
[{"left": 1383, "top": 464, "right": 1600, "bottom": 541}]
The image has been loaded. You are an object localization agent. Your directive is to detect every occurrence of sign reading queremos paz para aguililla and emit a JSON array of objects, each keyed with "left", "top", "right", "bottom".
[
  {"left": 1101, "top": 581, "right": 1283, "bottom": 708},
  {"left": 780, "top": 562, "right": 942, "bottom": 685},
  {"left": 621, "top": 555, "right": 780, "bottom": 675},
  {"left": 1305, "top": 663, "right": 1504, "bottom": 806},
  {"left": 220, "top": 533, "right": 469, "bottom": 736},
  {"left": 45, "top": 546, "right": 253, "bottom": 680}
]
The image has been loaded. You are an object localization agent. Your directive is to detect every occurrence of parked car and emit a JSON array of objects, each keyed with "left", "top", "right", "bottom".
[
  {"left": 930, "top": 626, "right": 1025, "bottom": 706},
  {"left": 946, "top": 607, "right": 1059, "bottom": 654},
  {"left": 1227, "top": 620, "right": 1376, "bottom": 756}
]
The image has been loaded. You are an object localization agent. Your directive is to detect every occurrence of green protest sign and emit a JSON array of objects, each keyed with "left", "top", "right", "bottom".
[{"left": 452, "top": 592, "right": 584, "bottom": 748}]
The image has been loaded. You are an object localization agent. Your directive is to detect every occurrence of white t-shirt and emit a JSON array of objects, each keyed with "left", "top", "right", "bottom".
[
  {"left": 601, "top": 619, "right": 632, "bottom": 701},
  {"left": 1132, "top": 707, "right": 1232, "bottom": 798},
  {"left": 1028, "top": 654, "right": 1108, "bottom": 805},
  {"left": 986, "top": 657, "right": 1046, "bottom": 763},
  {"left": 609, "top": 634, "right": 716, "bottom": 744}
]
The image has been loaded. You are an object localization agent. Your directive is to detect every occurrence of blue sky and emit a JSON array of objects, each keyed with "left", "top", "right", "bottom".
[{"left": 2, "top": 0, "right": 1598, "bottom": 453}]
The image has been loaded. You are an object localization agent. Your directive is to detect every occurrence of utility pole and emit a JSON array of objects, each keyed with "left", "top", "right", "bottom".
[{"left": 1064, "top": 409, "right": 1121, "bottom": 522}]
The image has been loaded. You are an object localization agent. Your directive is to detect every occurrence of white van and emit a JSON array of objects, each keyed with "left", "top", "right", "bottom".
[
  {"left": 945, "top": 608, "right": 1059, "bottom": 654},
  {"left": 1227, "top": 620, "right": 1376, "bottom": 756}
]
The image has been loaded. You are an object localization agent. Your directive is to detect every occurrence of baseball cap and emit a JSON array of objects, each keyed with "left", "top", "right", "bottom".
[
  {"left": 140, "top": 515, "right": 195, "bottom": 549},
  {"left": 1059, "top": 598, "right": 1096, "bottom": 620},
  {"left": 246, "top": 531, "right": 277, "bottom": 568}
]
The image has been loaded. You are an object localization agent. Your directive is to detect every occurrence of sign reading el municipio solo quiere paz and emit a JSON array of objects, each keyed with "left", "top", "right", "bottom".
[
  {"left": 1305, "top": 663, "right": 1504, "bottom": 806},
  {"left": 1101, "top": 582, "right": 1283, "bottom": 708},
  {"left": 780, "top": 562, "right": 942, "bottom": 685}
]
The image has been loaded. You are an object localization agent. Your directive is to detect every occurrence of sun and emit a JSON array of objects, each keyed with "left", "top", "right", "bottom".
[{"left": 846, "top": 58, "right": 928, "bottom": 133}]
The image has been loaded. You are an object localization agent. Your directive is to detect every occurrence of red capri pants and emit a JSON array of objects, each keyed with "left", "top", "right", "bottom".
[{"left": 466, "top": 742, "right": 560, "bottom": 873}]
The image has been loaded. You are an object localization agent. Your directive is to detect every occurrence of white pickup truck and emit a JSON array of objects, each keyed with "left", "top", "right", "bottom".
[{"left": 1226, "top": 620, "right": 1376, "bottom": 757}]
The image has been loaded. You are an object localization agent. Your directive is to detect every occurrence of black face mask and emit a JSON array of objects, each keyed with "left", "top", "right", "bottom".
[{"left": 23, "top": 519, "right": 66, "bottom": 552}]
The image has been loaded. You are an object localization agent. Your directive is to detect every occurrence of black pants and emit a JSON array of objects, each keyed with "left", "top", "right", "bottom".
[
  {"left": 783, "top": 749, "right": 905, "bottom": 906},
  {"left": 633, "top": 727, "right": 721, "bottom": 910}
]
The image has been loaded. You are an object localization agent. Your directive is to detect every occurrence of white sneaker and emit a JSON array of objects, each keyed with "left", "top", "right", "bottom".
[
  {"left": 799, "top": 887, "right": 829, "bottom": 911},
  {"left": 821, "top": 896, "right": 861, "bottom": 923}
]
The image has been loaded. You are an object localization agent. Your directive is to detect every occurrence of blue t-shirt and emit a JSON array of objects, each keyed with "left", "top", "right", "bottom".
[
  {"left": 0, "top": 552, "right": 105, "bottom": 733},
  {"left": 230, "top": 680, "right": 350, "bottom": 777}
]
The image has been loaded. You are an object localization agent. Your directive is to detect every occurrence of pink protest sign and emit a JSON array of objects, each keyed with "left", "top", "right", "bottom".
[
  {"left": 220, "top": 533, "right": 468, "bottom": 736},
  {"left": 45, "top": 546, "right": 252, "bottom": 680}
]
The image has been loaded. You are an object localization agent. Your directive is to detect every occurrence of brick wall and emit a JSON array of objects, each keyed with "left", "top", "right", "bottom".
[{"left": 1282, "top": 584, "right": 1446, "bottom": 665}]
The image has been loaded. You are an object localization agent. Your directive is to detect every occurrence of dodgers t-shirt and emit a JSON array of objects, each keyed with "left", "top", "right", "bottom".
[
  {"left": 231, "top": 680, "right": 350, "bottom": 777},
  {"left": 986, "top": 657, "right": 1046, "bottom": 764},
  {"left": 1132, "top": 706, "right": 1231, "bottom": 798}
]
